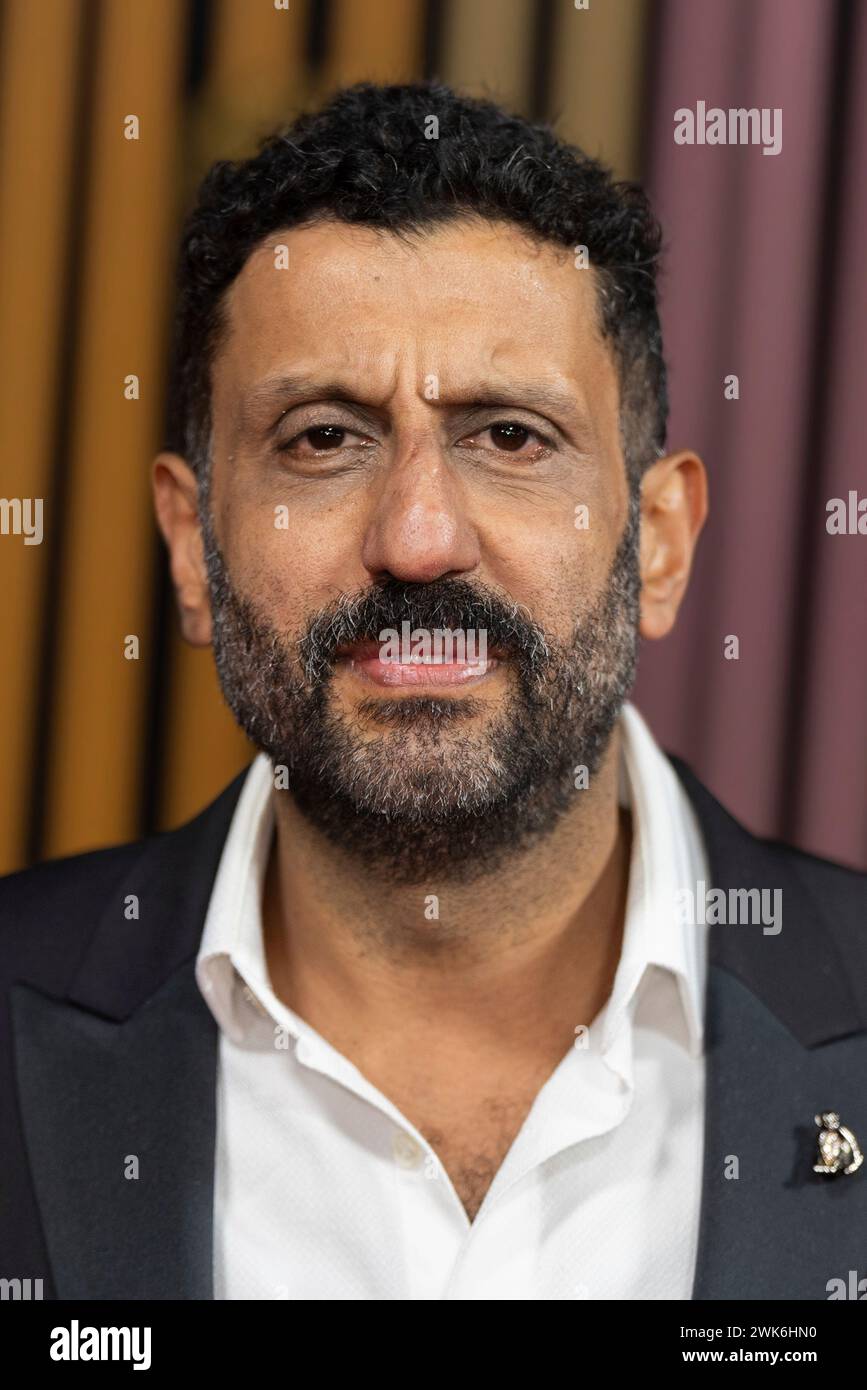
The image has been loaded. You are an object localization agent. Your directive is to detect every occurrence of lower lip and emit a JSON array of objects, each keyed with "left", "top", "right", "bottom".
[{"left": 338, "top": 654, "right": 499, "bottom": 687}]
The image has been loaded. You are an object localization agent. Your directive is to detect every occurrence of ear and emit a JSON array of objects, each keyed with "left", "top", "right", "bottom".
[
  {"left": 638, "top": 450, "right": 708, "bottom": 641},
  {"left": 152, "top": 452, "right": 213, "bottom": 646}
]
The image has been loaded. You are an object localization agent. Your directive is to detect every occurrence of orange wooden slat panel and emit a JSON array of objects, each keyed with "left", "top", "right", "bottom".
[
  {"left": 0, "top": 0, "right": 83, "bottom": 871},
  {"left": 440, "top": 0, "right": 536, "bottom": 114},
  {"left": 44, "top": 0, "right": 186, "bottom": 858},
  {"left": 325, "top": 0, "right": 425, "bottom": 88},
  {"left": 549, "top": 0, "right": 649, "bottom": 180}
]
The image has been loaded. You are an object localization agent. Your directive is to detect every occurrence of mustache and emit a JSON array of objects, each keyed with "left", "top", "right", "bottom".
[{"left": 297, "top": 578, "right": 553, "bottom": 686}]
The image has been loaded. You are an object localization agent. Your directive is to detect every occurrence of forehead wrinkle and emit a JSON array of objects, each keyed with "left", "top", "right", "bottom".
[{"left": 236, "top": 369, "right": 596, "bottom": 424}]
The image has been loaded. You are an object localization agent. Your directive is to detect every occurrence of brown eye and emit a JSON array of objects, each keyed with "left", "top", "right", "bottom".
[
  {"left": 490, "top": 422, "right": 531, "bottom": 451},
  {"left": 305, "top": 425, "right": 346, "bottom": 450}
]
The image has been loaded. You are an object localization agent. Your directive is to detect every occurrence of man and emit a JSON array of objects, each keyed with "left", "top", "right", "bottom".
[{"left": 2, "top": 81, "right": 866, "bottom": 1302}]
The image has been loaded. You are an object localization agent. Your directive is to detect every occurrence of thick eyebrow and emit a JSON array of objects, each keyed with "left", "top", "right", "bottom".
[
  {"left": 237, "top": 375, "right": 371, "bottom": 435},
  {"left": 237, "top": 372, "right": 596, "bottom": 443},
  {"left": 453, "top": 384, "right": 594, "bottom": 436}
]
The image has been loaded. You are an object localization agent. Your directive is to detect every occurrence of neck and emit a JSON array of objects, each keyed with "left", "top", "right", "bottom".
[{"left": 262, "top": 724, "right": 632, "bottom": 1070}]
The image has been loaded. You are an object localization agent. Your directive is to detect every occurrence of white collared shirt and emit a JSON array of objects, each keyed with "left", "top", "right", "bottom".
[{"left": 196, "top": 701, "right": 709, "bottom": 1300}]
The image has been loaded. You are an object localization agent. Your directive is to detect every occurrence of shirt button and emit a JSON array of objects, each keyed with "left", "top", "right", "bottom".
[{"left": 392, "top": 1130, "right": 424, "bottom": 1170}]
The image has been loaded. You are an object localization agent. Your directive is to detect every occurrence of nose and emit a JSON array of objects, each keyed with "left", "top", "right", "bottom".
[{"left": 360, "top": 441, "right": 481, "bottom": 584}]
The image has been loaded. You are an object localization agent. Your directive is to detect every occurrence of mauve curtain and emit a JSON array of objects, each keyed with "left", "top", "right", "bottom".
[{"left": 633, "top": 0, "right": 867, "bottom": 869}]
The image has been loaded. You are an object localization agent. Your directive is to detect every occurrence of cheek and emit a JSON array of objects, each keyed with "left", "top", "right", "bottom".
[
  {"left": 222, "top": 498, "right": 367, "bottom": 633},
  {"left": 481, "top": 496, "right": 625, "bottom": 642},
  {"left": 518, "top": 549, "right": 610, "bottom": 645}
]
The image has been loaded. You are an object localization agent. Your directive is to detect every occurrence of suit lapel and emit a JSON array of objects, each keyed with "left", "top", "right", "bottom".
[
  {"left": 11, "top": 767, "right": 250, "bottom": 1300},
  {"left": 672, "top": 760, "right": 867, "bottom": 1299},
  {"left": 692, "top": 965, "right": 867, "bottom": 1299},
  {"left": 12, "top": 963, "right": 218, "bottom": 1299}
]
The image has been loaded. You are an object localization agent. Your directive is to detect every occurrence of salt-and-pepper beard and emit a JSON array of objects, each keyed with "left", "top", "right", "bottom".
[{"left": 199, "top": 490, "right": 642, "bottom": 885}]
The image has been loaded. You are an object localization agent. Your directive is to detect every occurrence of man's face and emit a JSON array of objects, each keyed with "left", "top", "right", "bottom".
[{"left": 196, "top": 217, "right": 641, "bottom": 881}]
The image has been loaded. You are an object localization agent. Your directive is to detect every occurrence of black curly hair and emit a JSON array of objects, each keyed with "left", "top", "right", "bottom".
[{"left": 165, "top": 80, "right": 667, "bottom": 488}]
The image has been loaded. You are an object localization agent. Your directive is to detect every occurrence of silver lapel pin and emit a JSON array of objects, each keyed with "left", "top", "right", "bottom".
[{"left": 813, "top": 1112, "right": 864, "bottom": 1176}]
